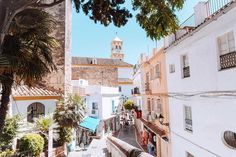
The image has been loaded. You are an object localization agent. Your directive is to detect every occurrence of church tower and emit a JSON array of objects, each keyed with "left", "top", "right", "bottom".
[{"left": 111, "top": 36, "right": 124, "bottom": 60}]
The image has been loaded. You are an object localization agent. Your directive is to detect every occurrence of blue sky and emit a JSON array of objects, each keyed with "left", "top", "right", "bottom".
[{"left": 72, "top": 0, "right": 202, "bottom": 64}]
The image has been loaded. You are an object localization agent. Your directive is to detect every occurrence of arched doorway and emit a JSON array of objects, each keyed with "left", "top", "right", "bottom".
[{"left": 27, "top": 102, "right": 45, "bottom": 122}]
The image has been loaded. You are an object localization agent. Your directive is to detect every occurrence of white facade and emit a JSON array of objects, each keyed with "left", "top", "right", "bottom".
[
  {"left": 71, "top": 79, "right": 88, "bottom": 95},
  {"left": 165, "top": 2, "right": 236, "bottom": 157},
  {"left": 85, "top": 85, "right": 120, "bottom": 120},
  {"left": 118, "top": 67, "right": 134, "bottom": 98},
  {"left": 11, "top": 99, "right": 57, "bottom": 121},
  {"left": 118, "top": 68, "right": 133, "bottom": 79}
]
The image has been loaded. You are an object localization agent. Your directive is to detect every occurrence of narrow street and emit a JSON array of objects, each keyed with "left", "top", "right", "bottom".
[
  {"left": 117, "top": 124, "right": 141, "bottom": 149},
  {"left": 68, "top": 124, "right": 141, "bottom": 157},
  {"left": 68, "top": 138, "right": 111, "bottom": 157}
]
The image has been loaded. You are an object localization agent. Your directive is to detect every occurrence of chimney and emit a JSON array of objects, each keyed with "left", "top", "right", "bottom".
[{"left": 194, "top": 2, "right": 208, "bottom": 26}]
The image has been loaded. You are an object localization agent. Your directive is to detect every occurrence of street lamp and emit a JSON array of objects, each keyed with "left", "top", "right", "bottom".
[{"left": 158, "top": 114, "right": 169, "bottom": 126}]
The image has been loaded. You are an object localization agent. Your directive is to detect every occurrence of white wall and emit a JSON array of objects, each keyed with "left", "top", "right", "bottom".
[
  {"left": 11, "top": 99, "right": 57, "bottom": 120},
  {"left": 120, "top": 84, "right": 133, "bottom": 97},
  {"left": 86, "top": 94, "right": 102, "bottom": 119},
  {"left": 86, "top": 85, "right": 120, "bottom": 120},
  {"left": 102, "top": 96, "right": 119, "bottom": 120},
  {"left": 118, "top": 67, "right": 133, "bottom": 79},
  {"left": 166, "top": 5, "right": 236, "bottom": 157}
]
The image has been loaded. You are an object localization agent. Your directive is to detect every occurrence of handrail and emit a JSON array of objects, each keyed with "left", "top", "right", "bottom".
[{"left": 106, "top": 136, "right": 153, "bottom": 157}]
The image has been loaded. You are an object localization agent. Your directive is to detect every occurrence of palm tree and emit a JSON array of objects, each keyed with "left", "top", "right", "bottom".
[
  {"left": 0, "top": 9, "right": 58, "bottom": 134},
  {"left": 35, "top": 115, "right": 54, "bottom": 136},
  {"left": 54, "top": 95, "right": 85, "bottom": 145}
]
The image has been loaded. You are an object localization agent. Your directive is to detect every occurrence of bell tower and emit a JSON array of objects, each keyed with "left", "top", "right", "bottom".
[{"left": 111, "top": 35, "right": 124, "bottom": 60}]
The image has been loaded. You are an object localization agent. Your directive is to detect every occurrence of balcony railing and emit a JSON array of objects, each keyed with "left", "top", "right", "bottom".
[
  {"left": 185, "top": 119, "right": 193, "bottom": 132},
  {"left": 106, "top": 136, "right": 153, "bottom": 157},
  {"left": 206, "top": 0, "right": 234, "bottom": 17},
  {"left": 183, "top": 66, "right": 190, "bottom": 78},
  {"left": 145, "top": 83, "right": 150, "bottom": 91},
  {"left": 220, "top": 51, "right": 236, "bottom": 70}
]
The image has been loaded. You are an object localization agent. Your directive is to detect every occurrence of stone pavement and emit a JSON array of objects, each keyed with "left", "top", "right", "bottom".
[
  {"left": 68, "top": 124, "right": 141, "bottom": 157},
  {"left": 68, "top": 138, "right": 111, "bottom": 157},
  {"left": 117, "top": 124, "right": 141, "bottom": 149}
]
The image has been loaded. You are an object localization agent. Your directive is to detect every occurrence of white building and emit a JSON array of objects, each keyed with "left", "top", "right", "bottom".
[
  {"left": 84, "top": 85, "right": 120, "bottom": 136},
  {"left": 11, "top": 86, "right": 61, "bottom": 121},
  {"left": 165, "top": 1, "right": 236, "bottom": 157},
  {"left": 132, "top": 56, "right": 145, "bottom": 132},
  {"left": 71, "top": 79, "right": 88, "bottom": 96}
]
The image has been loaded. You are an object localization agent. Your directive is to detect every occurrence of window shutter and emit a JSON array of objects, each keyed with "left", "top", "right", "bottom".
[
  {"left": 218, "top": 34, "right": 229, "bottom": 55},
  {"left": 228, "top": 31, "right": 235, "bottom": 53}
]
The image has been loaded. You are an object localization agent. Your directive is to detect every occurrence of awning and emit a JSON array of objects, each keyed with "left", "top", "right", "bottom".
[{"left": 79, "top": 117, "right": 100, "bottom": 132}]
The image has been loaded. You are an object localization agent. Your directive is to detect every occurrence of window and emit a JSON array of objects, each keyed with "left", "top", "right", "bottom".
[
  {"left": 119, "top": 86, "right": 122, "bottom": 92},
  {"left": 27, "top": 102, "right": 45, "bottom": 122},
  {"left": 155, "top": 63, "right": 161, "bottom": 78},
  {"left": 150, "top": 68, "right": 154, "bottom": 80},
  {"left": 92, "top": 102, "right": 98, "bottom": 110},
  {"left": 145, "top": 72, "right": 150, "bottom": 91},
  {"left": 186, "top": 152, "right": 194, "bottom": 157},
  {"left": 218, "top": 31, "right": 236, "bottom": 69},
  {"left": 91, "top": 58, "right": 97, "bottom": 64},
  {"left": 169, "top": 64, "right": 175, "bottom": 73},
  {"left": 156, "top": 99, "right": 162, "bottom": 114},
  {"left": 147, "top": 99, "right": 151, "bottom": 111},
  {"left": 223, "top": 131, "right": 236, "bottom": 149},
  {"left": 182, "top": 55, "right": 190, "bottom": 78},
  {"left": 112, "top": 100, "right": 115, "bottom": 113},
  {"left": 218, "top": 31, "right": 235, "bottom": 55},
  {"left": 184, "top": 105, "right": 192, "bottom": 132}
]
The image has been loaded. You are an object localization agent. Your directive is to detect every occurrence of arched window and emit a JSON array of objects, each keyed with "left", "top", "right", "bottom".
[
  {"left": 223, "top": 131, "right": 236, "bottom": 149},
  {"left": 27, "top": 102, "right": 45, "bottom": 122}
]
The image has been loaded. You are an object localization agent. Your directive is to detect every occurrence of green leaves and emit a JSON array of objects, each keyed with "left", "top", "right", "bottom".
[
  {"left": 0, "top": 116, "right": 20, "bottom": 148},
  {"left": 73, "top": 0, "right": 132, "bottom": 27},
  {"left": 133, "top": 0, "right": 184, "bottom": 40},
  {"left": 53, "top": 95, "right": 85, "bottom": 145},
  {"left": 2, "top": 9, "right": 58, "bottom": 86},
  {"left": 72, "top": 0, "right": 185, "bottom": 40},
  {"left": 123, "top": 99, "right": 134, "bottom": 110},
  {"left": 18, "top": 133, "right": 44, "bottom": 156}
]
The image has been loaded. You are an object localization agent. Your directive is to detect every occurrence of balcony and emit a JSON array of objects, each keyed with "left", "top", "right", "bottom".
[
  {"left": 183, "top": 66, "right": 190, "bottom": 78},
  {"left": 220, "top": 51, "right": 236, "bottom": 70},
  {"left": 185, "top": 119, "right": 193, "bottom": 132},
  {"left": 131, "top": 87, "right": 140, "bottom": 95},
  {"left": 145, "top": 83, "right": 151, "bottom": 94}
]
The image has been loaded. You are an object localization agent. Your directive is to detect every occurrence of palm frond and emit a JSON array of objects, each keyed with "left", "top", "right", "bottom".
[{"left": 2, "top": 9, "right": 59, "bottom": 86}]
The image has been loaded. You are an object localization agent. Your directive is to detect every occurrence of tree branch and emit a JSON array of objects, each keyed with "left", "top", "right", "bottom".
[{"left": 35, "top": 0, "right": 65, "bottom": 8}]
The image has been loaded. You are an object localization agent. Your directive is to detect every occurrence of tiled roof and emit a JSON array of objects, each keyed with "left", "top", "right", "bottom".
[
  {"left": 118, "top": 78, "right": 133, "bottom": 83},
  {"left": 12, "top": 85, "right": 61, "bottom": 97},
  {"left": 72, "top": 57, "right": 133, "bottom": 67}
]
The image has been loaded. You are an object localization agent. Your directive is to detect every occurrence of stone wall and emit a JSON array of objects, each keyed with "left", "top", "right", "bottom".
[
  {"left": 42, "top": 0, "right": 72, "bottom": 95},
  {"left": 72, "top": 66, "right": 118, "bottom": 86}
]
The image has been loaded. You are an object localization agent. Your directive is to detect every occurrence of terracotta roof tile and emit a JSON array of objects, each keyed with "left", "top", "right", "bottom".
[
  {"left": 12, "top": 85, "right": 61, "bottom": 97},
  {"left": 118, "top": 78, "right": 133, "bottom": 83},
  {"left": 72, "top": 57, "right": 133, "bottom": 67}
]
